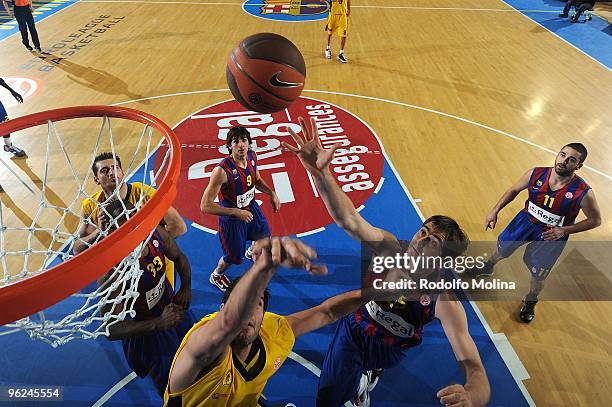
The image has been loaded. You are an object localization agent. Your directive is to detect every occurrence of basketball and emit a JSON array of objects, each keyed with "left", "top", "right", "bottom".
[{"left": 226, "top": 33, "right": 306, "bottom": 113}]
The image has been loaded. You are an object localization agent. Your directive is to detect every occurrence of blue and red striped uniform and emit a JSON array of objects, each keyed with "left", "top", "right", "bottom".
[
  {"left": 218, "top": 150, "right": 258, "bottom": 210},
  {"left": 317, "top": 242, "right": 438, "bottom": 406},
  {"left": 498, "top": 167, "right": 591, "bottom": 278},
  {"left": 524, "top": 167, "right": 590, "bottom": 227},
  {"left": 353, "top": 297, "right": 436, "bottom": 348},
  {"left": 132, "top": 230, "right": 174, "bottom": 319},
  {"left": 216, "top": 150, "right": 270, "bottom": 264},
  {"left": 122, "top": 229, "right": 197, "bottom": 396}
]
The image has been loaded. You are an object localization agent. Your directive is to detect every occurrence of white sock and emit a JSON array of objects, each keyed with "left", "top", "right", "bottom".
[
  {"left": 340, "top": 49, "right": 344, "bottom": 54},
  {"left": 326, "top": 45, "right": 330, "bottom": 50},
  {"left": 3, "top": 136, "right": 11, "bottom": 147}
]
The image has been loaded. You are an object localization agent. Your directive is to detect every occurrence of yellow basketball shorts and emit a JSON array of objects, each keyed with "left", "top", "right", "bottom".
[{"left": 325, "top": 14, "right": 348, "bottom": 37}]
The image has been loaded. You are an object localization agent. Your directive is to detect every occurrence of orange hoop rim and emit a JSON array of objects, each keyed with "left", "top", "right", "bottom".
[{"left": 0, "top": 106, "right": 181, "bottom": 326}]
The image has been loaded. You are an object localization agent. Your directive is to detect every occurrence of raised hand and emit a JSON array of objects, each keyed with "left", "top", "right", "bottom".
[
  {"left": 283, "top": 116, "right": 342, "bottom": 176},
  {"left": 251, "top": 236, "right": 328, "bottom": 276}
]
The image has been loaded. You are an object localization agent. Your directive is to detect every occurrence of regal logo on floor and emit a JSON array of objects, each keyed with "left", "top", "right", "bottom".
[{"left": 156, "top": 97, "right": 384, "bottom": 236}]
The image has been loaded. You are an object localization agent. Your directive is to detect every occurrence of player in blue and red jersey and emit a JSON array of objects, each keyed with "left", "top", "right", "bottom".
[
  {"left": 98, "top": 200, "right": 196, "bottom": 397},
  {"left": 201, "top": 126, "right": 281, "bottom": 291},
  {"left": 285, "top": 117, "right": 491, "bottom": 407},
  {"left": 470, "top": 143, "right": 601, "bottom": 323}
]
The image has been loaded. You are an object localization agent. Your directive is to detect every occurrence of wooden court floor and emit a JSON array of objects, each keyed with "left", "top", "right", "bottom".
[{"left": 1, "top": 0, "right": 611, "bottom": 405}]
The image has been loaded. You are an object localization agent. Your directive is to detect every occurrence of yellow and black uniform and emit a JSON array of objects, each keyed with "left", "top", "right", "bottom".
[
  {"left": 82, "top": 182, "right": 155, "bottom": 223},
  {"left": 164, "top": 312, "right": 295, "bottom": 407},
  {"left": 326, "top": 0, "right": 349, "bottom": 37},
  {"left": 82, "top": 182, "right": 175, "bottom": 286}
]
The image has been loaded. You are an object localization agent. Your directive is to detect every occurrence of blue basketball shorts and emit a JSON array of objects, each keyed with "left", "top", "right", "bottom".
[
  {"left": 317, "top": 314, "right": 406, "bottom": 406},
  {"left": 497, "top": 210, "right": 568, "bottom": 279},
  {"left": 218, "top": 202, "right": 270, "bottom": 264},
  {"left": 1, "top": 101, "right": 9, "bottom": 135}
]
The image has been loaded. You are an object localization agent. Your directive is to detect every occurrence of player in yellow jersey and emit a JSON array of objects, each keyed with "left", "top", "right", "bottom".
[
  {"left": 74, "top": 152, "right": 187, "bottom": 254},
  {"left": 164, "top": 237, "right": 372, "bottom": 406},
  {"left": 325, "top": 0, "right": 351, "bottom": 63}
]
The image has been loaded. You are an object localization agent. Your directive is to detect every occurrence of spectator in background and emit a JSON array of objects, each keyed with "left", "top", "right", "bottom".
[
  {"left": 2, "top": 0, "right": 42, "bottom": 51},
  {"left": 559, "top": 0, "right": 596, "bottom": 23}
]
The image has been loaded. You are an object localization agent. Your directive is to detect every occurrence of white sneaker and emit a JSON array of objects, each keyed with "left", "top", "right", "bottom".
[
  {"left": 209, "top": 272, "right": 231, "bottom": 292},
  {"left": 325, "top": 48, "right": 331, "bottom": 59},
  {"left": 4, "top": 144, "right": 26, "bottom": 157}
]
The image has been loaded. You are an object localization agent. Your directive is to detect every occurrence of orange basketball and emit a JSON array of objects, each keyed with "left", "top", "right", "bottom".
[{"left": 226, "top": 33, "right": 306, "bottom": 113}]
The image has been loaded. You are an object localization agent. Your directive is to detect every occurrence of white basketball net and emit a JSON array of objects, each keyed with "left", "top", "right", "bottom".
[{"left": 0, "top": 114, "right": 171, "bottom": 347}]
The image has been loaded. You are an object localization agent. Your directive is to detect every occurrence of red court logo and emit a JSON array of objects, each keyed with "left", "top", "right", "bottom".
[{"left": 155, "top": 97, "right": 384, "bottom": 236}]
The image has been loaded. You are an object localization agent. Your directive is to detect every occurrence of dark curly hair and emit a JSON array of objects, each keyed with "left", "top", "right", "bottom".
[
  {"left": 225, "top": 126, "right": 252, "bottom": 152},
  {"left": 423, "top": 215, "right": 470, "bottom": 258}
]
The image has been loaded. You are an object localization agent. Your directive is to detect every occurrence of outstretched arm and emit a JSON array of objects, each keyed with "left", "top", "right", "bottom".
[
  {"left": 167, "top": 237, "right": 326, "bottom": 393},
  {"left": 0, "top": 78, "right": 23, "bottom": 103},
  {"left": 286, "top": 289, "right": 366, "bottom": 337},
  {"left": 435, "top": 297, "right": 490, "bottom": 407},
  {"left": 485, "top": 168, "right": 532, "bottom": 230},
  {"left": 284, "top": 117, "right": 400, "bottom": 254}
]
